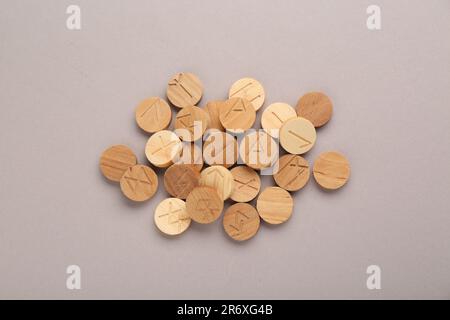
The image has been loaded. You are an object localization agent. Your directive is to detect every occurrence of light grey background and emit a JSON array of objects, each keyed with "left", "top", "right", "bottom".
[{"left": 1, "top": 0, "right": 449, "bottom": 299}]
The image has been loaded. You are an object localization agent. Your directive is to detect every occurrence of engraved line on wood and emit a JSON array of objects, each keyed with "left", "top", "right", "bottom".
[
  {"left": 173, "top": 170, "right": 191, "bottom": 195},
  {"left": 124, "top": 176, "right": 151, "bottom": 185},
  {"left": 140, "top": 167, "right": 153, "bottom": 185},
  {"left": 158, "top": 202, "right": 186, "bottom": 231},
  {"left": 169, "top": 74, "right": 193, "bottom": 98},
  {"left": 230, "top": 82, "right": 253, "bottom": 97},
  {"left": 100, "top": 163, "right": 129, "bottom": 171},
  {"left": 123, "top": 174, "right": 151, "bottom": 192},
  {"left": 286, "top": 168, "right": 306, "bottom": 186},
  {"left": 250, "top": 95, "right": 261, "bottom": 102},
  {"left": 152, "top": 138, "right": 177, "bottom": 155},
  {"left": 234, "top": 178, "right": 258, "bottom": 190},
  {"left": 270, "top": 111, "right": 284, "bottom": 124},
  {"left": 224, "top": 99, "right": 243, "bottom": 118},
  {"left": 278, "top": 157, "right": 308, "bottom": 173},
  {"left": 319, "top": 157, "right": 349, "bottom": 165},
  {"left": 178, "top": 119, "right": 196, "bottom": 134},
  {"left": 140, "top": 99, "right": 159, "bottom": 118},
  {"left": 206, "top": 168, "right": 224, "bottom": 178},
  {"left": 177, "top": 113, "right": 192, "bottom": 120},
  {"left": 101, "top": 157, "right": 134, "bottom": 166},
  {"left": 124, "top": 176, "right": 135, "bottom": 191},
  {"left": 288, "top": 130, "right": 312, "bottom": 148},
  {"left": 313, "top": 170, "right": 347, "bottom": 180},
  {"left": 229, "top": 210, "right": 250, "bottom": 232},
  {"left": 196, "top": 199, "right": 219, "bottom": 219}
]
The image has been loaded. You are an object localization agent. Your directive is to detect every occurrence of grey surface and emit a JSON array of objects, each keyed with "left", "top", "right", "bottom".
[{"left": 1, "top": 0, "right": 450, "bottom": 299}]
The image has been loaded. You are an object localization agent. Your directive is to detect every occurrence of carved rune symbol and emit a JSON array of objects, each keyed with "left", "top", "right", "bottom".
[
  {"left": 158, "top": 201, "right": 188, "bottom": 232},
  {"left": 177, "top": 113, "right": 196, "bottom": 134},
  {"left": 174, "top": 170, "right": 191, "bottom": 194},
  {"left": 124, "top": 167, "right": 152, "bottom": 192},
  {"left": 288, "top": 130, "right": 312, "bottom": 148},
  {"left": 270, "top": 111, "right": 284, "bottom": 124},
  {"left": 279, "top": 157, "right": 309, "bottom": 186},
  {"left": 140, "top": 99, "right": 160, "bottom": 120},
  {"left": 230, "top": 81, "right": 253, "bottom": 97},
  {"left": 229, "top": 210, "right": 250, "bottom": 233},
  {"left": 152, "top": 136, "right": 177, "bottom": 155},
  {"left": 196, "top": 199, "right": 220, "bottom": 219},
  {"left": 224, "top": 99, "right": 246, "bottom": 118},
  {"left": 168, "top": 73, "right": 193, "bottom": 98},
  {"left": 206, "top": 167, "right": 225, "bottom": 186},
  {"left": 230, "top": 81, "right": 261, "bottom": 102},
  {"left": 234, "top": 178, "right": 258, "bottom": 191}
]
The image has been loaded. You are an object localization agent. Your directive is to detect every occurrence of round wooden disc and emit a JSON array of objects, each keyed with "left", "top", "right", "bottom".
[
  {"left": 199, "top": 165, "right": 234, "bottom": 200},
  {"left": 203, "top": 130, "right": 238, "bottom": 168},
  {"left": 204, "top": 101, "right": 225, "bottom": 131},
  {"left": 145, "top": 130, "right": 182, "bottom": 168},
  {"left": 173, "top": 142, "right": 203, "bottom": 172},
  {"left": 164, "top": 164, "right": 200, "bottom": 199},
  {"left": 273, "top": 154, "right": 310, "bottom": 191},
  {"left": 174, "top": 105, "right": 209, "bottom": 142},
  {"left": 219, "top": 98, "right": 256, "bottom": 133},
  {"left": 239, "top": 130, "right": 278, "bottom": 170},
  {"left": 296, "top": 92, "right": 333, "bottom": 127},
  {"left": 166, "top": 72, "right": 203, "bottom": 108},
  {"left": 223, "top": 203, "right": 260, "bottom": 241},
  {"left": 261, "top": 102, "right": 297, "bottom": 138},
  {"left": 279, "top": 117, "right": 316, "bottom": 155},
  {"left": 186, "top": 186, "right": 224, "bottom": 224},
  {"left": 256, "top": 187, "right": 293, "bottom": 224},
  {"left": 230, "top": 166, "right": 261, "bottom": 202},
  {"left": 313, "top": 151, "right": 350, "bottom": 190},
  {"left": 154, "top": 198, "right": 191, "bottom": 236},
  {"left": 228, "top": 77, "right": 265, "bottom": 111},
  {"left": 135, "top": 97, "right": 172, "bottom": 133},
  {"left": 99, "top": 145, "right": 137, "bottom": 182},
  {"left": 120, "top": 165, "right": 158, "bottom": 202}
]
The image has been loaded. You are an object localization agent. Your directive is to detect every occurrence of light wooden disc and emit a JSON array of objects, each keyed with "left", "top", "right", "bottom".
[
  {"left": 135, "top": 97, "right": 172, "bottom": 133},
  {"left": 166, "top": 72, "right": 203, "bottom": 108},
  {"left": 164, "top": 164, "right": 200, "bottom": 199},
  {"left": 145, "top": 130, "right": 182, "bottom": 168},
  {"left": 279, "top": 117, "right": 316, "bottom": 155},
  {"left": 230, "top": 166, "right": 261, "bottom": 202},
  {"left": 219, "top": 98, "right": 256, "bottom": 133},
  {"left": 239, "top": 130, "right": 278, "bottom": 170},
  {"left": 261, "top": 102, "right": 297, "bottom": 138},
  {"left": 256, "top": 187, "right": 293, "bottom": 225},
  {"left": 204, "top": 101, "right": 225, "bottom": 131},
  {"left": 199, "top": 165, "right": 234, "bottom": 200},
  {"left": 120, "top": 165, "right": 158, "bottom": 202},
  {"left": 174, "top": 105, "right": 209, "bottom": 142},
  {"left": 154, "top": 198, "right": 191, "bottom": 236},
  {"left": 228, "top": 77, "right": 265, "bottom": 111},
  {"left": 273, "top": 154, "right": 310, "bottom": 191},
  {"left": 173, "top": 142, "right": 203, "bottom": 171},
  {"left": 223, "top": 203, "right": 260, "bottom": 241},
  {"left": 99, "top": 145, "right": 137, "bottom": 182},
  {"left": 186, "top": 186, "right": 224, "bottom": 224},
  {"left": 296, "top": 92, "right": 333, "bottom": 128},
  {"left": 313, "top": 151, "right": 350, "bottom": 190},
  {"left": 203, "top": 130, "right": 238, "bottom": 168}
]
